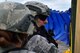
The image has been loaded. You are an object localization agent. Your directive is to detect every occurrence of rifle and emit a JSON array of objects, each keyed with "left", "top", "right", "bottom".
[{"left": 47, "top": 29, "right": 58, "bottom": 48}]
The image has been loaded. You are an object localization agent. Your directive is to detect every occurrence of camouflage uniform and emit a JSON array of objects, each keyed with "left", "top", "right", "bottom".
[
  {"left": 25, "top": 35, "right": 58, "bottom": 53},
  {"left": 25, "top": 1, "right": 58, "bottom": 53}
]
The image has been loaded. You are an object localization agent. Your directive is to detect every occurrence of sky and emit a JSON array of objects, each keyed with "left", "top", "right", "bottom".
[{"left": 0, "top": 0, "right": 71, "bottom": 11}]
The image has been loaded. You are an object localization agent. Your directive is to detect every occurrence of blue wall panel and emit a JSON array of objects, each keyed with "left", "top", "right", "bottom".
[{"left": 45, "top": 9, "right": 71, "bottom": 45}]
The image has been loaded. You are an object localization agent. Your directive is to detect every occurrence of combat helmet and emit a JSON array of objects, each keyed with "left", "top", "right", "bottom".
[
  {"left": 24, "top": 1, "right": 50, "bottom": 16},
  {"left": 0, "top": 1, "right": 33, "bottom": 33}
]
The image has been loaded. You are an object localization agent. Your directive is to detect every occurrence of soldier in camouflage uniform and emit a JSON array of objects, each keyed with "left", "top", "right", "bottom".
[
  {"left": 0, "top": 2, "right": 36, "bottom": 53},
  {"left": 25, "top": 14, "right": 58, "bottom": 53},
  {"left": 25, "top": 1, "right": 58, "bottom": 53}
]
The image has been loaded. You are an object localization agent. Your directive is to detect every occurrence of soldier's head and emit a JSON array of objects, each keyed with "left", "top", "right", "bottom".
[{"left": 34, "top": 14, "right": 48, "bottom": 27}]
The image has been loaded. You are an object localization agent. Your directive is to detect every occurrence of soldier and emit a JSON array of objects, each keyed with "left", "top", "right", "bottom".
[
  {"left": 26, "top": 14, "right": 58, "bottom": 53},
  {"left": 25, "top": 1, "right": 58, "bottom": 48},
  {"left": 0, "top": 2, "right": 35, "bottom": 53}
]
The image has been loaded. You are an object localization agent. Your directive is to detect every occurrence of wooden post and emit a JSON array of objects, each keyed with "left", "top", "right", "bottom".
[
  {"left": 71, "top": 0, "right": 77, "bottom": 53},
  {"left": 74, "top": 0, "right": 80, "bottom": 53}
]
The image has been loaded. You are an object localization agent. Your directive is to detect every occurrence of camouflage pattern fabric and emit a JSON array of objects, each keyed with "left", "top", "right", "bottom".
[
  {"left": 24, "top": 1, "right": 50, "bottom": 16},
  {"left": 0, "top": 2, "right": 32, "bottom": 53},
  {"left": 25, "top": 35, "right": 58, "bottom": 53},
  {"left": 5, "top": 50, "right": 36, "bottom": 53},
  {"left": 0, "top": 2, "right": 31, "bottom": 32}
]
